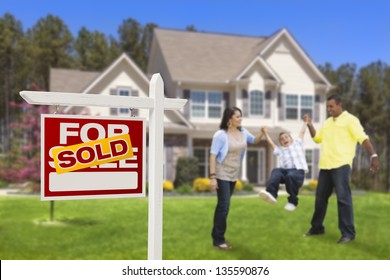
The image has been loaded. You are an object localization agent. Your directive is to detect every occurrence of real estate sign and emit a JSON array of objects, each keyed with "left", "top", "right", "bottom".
[{"left": 41, "top": 114, "right": 146, "bottom": 200}]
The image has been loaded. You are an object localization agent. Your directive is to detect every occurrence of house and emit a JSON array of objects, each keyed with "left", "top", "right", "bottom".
[{"left": 50, "top": 27, "right": 331, "bottom": 185}]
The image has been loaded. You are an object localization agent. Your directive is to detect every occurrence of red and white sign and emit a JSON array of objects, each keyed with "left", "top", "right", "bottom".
[{"left": 41, "top": 114, "right": 146, "bottom": 200}]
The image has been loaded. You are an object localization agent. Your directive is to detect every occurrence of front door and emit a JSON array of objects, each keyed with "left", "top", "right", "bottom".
[
  {"left": 247, "top": 150, "right": 258, "bottom": 183},
  {"left": 246, "top": 149, "right": 265, "bottom": 184}
]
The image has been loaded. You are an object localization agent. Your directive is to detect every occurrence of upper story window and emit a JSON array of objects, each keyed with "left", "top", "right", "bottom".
[
  {"left": 250, "top": 90, "right": 264, "bottom": 116},
  {"left": 117, "top": 88, "right": 131, "bottom": 114},
  {"left": 285, "top": 94, "right": 298, "bottom": 119},
  {"left": 285, "top": 94, "right": 313, "bottom": 120},
  {"left": 191, "top": 91, "right": 223, "bottom": 119},
  {"left": 301, "top": 95, "right": 313, "bottom": 118}
]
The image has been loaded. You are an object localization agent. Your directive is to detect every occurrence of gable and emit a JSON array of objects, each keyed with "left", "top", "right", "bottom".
[
  {"left": 266, "top": 39, "right": 318, "bottom": 92},
  {"left": 261, "top": 29, "right": 331, "bottom": 90},
  {"left": 233, "top": 29, "right": 331, "bottom": 93},
  {"left": 86, "top": 59, "right": 149, "bottom": 95}
]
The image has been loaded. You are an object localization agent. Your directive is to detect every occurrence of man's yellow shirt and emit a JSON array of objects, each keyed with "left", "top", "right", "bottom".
[{"left": 313, "top": 111, "right": 368, "bottom": 169}]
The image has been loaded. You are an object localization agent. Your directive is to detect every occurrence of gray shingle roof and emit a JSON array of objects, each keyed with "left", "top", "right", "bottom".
[
  {"left": 153, "top": 28, "right": 267, "bottom": 83},
  {"left": 50, "top": 68, "right": 100, "bottom": 92}
]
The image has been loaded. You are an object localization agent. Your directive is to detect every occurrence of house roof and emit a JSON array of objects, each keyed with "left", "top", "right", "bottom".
[
  {"left": 151, "top": 28, "right": 331, "bottom": 88},
  {"left": 151, "top": 28, "right": 267, "bottom": 83},
  {"left": 50, "top": 68, "right": 100, "bottom": 92}
]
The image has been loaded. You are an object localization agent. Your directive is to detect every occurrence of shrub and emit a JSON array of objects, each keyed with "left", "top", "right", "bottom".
[
  {"left": 173, "top": 157, "right": 199, "bottom": 188},
  {"left": 302, "top": 180, "right": 318, "bottom": 192},
  {"left": 235, "top": 180, "right": 243, "bottom": 191},
  {"left": 163, "top": 180, "right": 174, "bottom": 192},
  {"left": 243, "top": 182, "right": 254, "bottom": 191},
  {"left": 193, "top": 177, "right": 211, "bottom": 192},
  {"left": 176, "top": 184, "right": 194, "bottom": 195},
  {"left": 0, "top": 180, "right": 8, "bottom": 189},
  {"left": 308, "top": 180, "right": 318, "bottom": 188}
]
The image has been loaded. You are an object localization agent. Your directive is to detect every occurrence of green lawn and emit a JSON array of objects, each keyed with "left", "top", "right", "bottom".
[{"left": 0, "top": 191, "right": 389, "bottom": 260}]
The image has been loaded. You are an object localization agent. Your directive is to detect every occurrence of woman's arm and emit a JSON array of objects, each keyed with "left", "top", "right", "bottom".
[{"left": 209, "top": 154, "right": 218, "bottom": 190}]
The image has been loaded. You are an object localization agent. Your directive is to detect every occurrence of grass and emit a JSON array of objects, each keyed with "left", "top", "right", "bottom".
[{"left": 0, "top": 191, "right": 389, "bottom": 260}]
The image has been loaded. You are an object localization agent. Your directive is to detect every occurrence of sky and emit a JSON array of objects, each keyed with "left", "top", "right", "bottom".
[{"left": 1, "top": 0, "right": 389, "bottom": 69}]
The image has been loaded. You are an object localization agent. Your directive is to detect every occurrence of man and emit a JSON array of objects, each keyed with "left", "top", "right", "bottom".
[{"left": 304, "top": 95, "right": 379, "bottom": 244}]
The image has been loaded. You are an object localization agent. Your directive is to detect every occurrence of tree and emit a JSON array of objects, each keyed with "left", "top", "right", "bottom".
[
  {"left": 139, "top": 23, "right": 157, "bottom": 70},
  {"left": 318, "top": 63, "right": 358, "bottom": 111},
  {"left": 354, "top": 61, "right": 389, "bottom": 191},
  {"left": 0, "top": 13, "right": 29, "bottom": 160},
  {"left": 117, "top": 18, "right": 157, "bottom": 72},
  {"left": 186, "top": 24, "right": 197, "bottom": 31},
  {"left": 26, "top": 14, "right": 74, "bottom": 90},
  {"left": 0, "top": 102, "right": 49, "bottom": 184},
  {"left": 118, "top": 18, "right": 143, "bottom": 66},
  {"left": 107, "top": 35, "right": 122, "bottom": 64},
  {"left": 74, "top": 27, "right": 111, "bottom": 71}
]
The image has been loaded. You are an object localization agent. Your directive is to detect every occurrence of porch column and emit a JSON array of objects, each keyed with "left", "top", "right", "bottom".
[{"left": 241, "top": 152, "right": 248, "bottom": 181}]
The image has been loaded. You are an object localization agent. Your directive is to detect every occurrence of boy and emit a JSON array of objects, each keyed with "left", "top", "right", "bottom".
[{"left": 260, "top": 121, "right": 308, "bottom": 211}]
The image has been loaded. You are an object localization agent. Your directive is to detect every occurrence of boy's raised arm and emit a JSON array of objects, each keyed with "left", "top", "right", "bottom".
[
  {"left": 262, "top": 127, "right": 276, "bottom": 150},
  {"left": 298, "top": 119, "right": 308, "bottom": 139}
]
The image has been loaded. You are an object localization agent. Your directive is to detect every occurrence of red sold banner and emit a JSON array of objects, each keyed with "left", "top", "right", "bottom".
[{"left": 41, "top": 115, "right": 146, "bottom": 200}]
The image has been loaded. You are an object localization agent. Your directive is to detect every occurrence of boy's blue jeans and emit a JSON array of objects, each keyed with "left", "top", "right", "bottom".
[{"left": 266, "top": 168, "right": 305, "bottom": 206}]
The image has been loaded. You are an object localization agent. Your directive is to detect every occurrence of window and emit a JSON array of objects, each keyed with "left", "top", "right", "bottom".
[
  {"left": 208, "top": 92, "right": 223, "bottom": 118},
  {"left": 194, "top": 148, "right": 210, "bottom": 177},
  {"left": 117, "top": 88, "right": 131, "bottom": 114},
  {"left": 286, "top": 94, "right": 298, "bottom": 119},
  {"left": 191, "top": 91, "right": 206, "bottom": 117},
  {"left": 285, "top": 94, "right": 313, "bottom": 120},
  {"left": 301, "top": 95, "right": 313, "bottom": 118},
  {"left": 249, "top": 90, "right": 264, "bottom": 116},
  {"left": 191, "top": 91, "right": 223, "bottom": 119}
]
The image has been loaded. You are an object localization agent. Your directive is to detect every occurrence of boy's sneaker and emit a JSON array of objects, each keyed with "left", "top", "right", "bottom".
[
  {"left": 284, "top": 203, "right": 296, "bottom": 211},
  {"left": 259, "top": 190, "right": 277, "bottom": 204}
]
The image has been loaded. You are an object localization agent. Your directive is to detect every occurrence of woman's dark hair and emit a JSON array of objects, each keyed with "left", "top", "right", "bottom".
[{"left": 220, "top": 107, "right": 242, "bottom": 130}]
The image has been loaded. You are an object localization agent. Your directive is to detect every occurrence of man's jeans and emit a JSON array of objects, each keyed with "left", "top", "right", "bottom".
[
  {"left": 266, "top": 168, "right": 305, "bottom": 206},
  {"left": 309, "top": 165, "right": 355, "bottom": 238},
  {"left": 212, "top": 179, "right": 235, "bottom": 246}
]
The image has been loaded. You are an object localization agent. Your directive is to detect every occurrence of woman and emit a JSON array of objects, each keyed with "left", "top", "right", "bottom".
[{"left": 210, "top": 107, "right": 263, "bottom": 250}]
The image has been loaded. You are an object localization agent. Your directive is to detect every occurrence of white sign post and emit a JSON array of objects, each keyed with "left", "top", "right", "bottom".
[{"left": 20, "top": 73, "right": 187, "bottom": 260}]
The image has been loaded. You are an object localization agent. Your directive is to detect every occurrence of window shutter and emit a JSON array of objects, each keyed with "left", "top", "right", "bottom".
[
  {"left": 110, "top": 89, "right": 118, "bottom": 115},
  {"left": 265, "top": 91, "right": 271, "bottom": 118},
  {"left": 242, "top": 89, "right": 249, "bottom": 117},
  {"left": 183, "top": 89, "right": 190, "bottom": 118},
  {"left": 314, "top": 94, "right": 321, "bottom": 122},
  {"left": 223, "top": 91, "right": 230, "bottom": 111},
  {"left": 131, "top": 90, "right": 139, "bottom": 116},
  {"left": 278, "top": 92, "right": 284, "bottom": 121}
]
